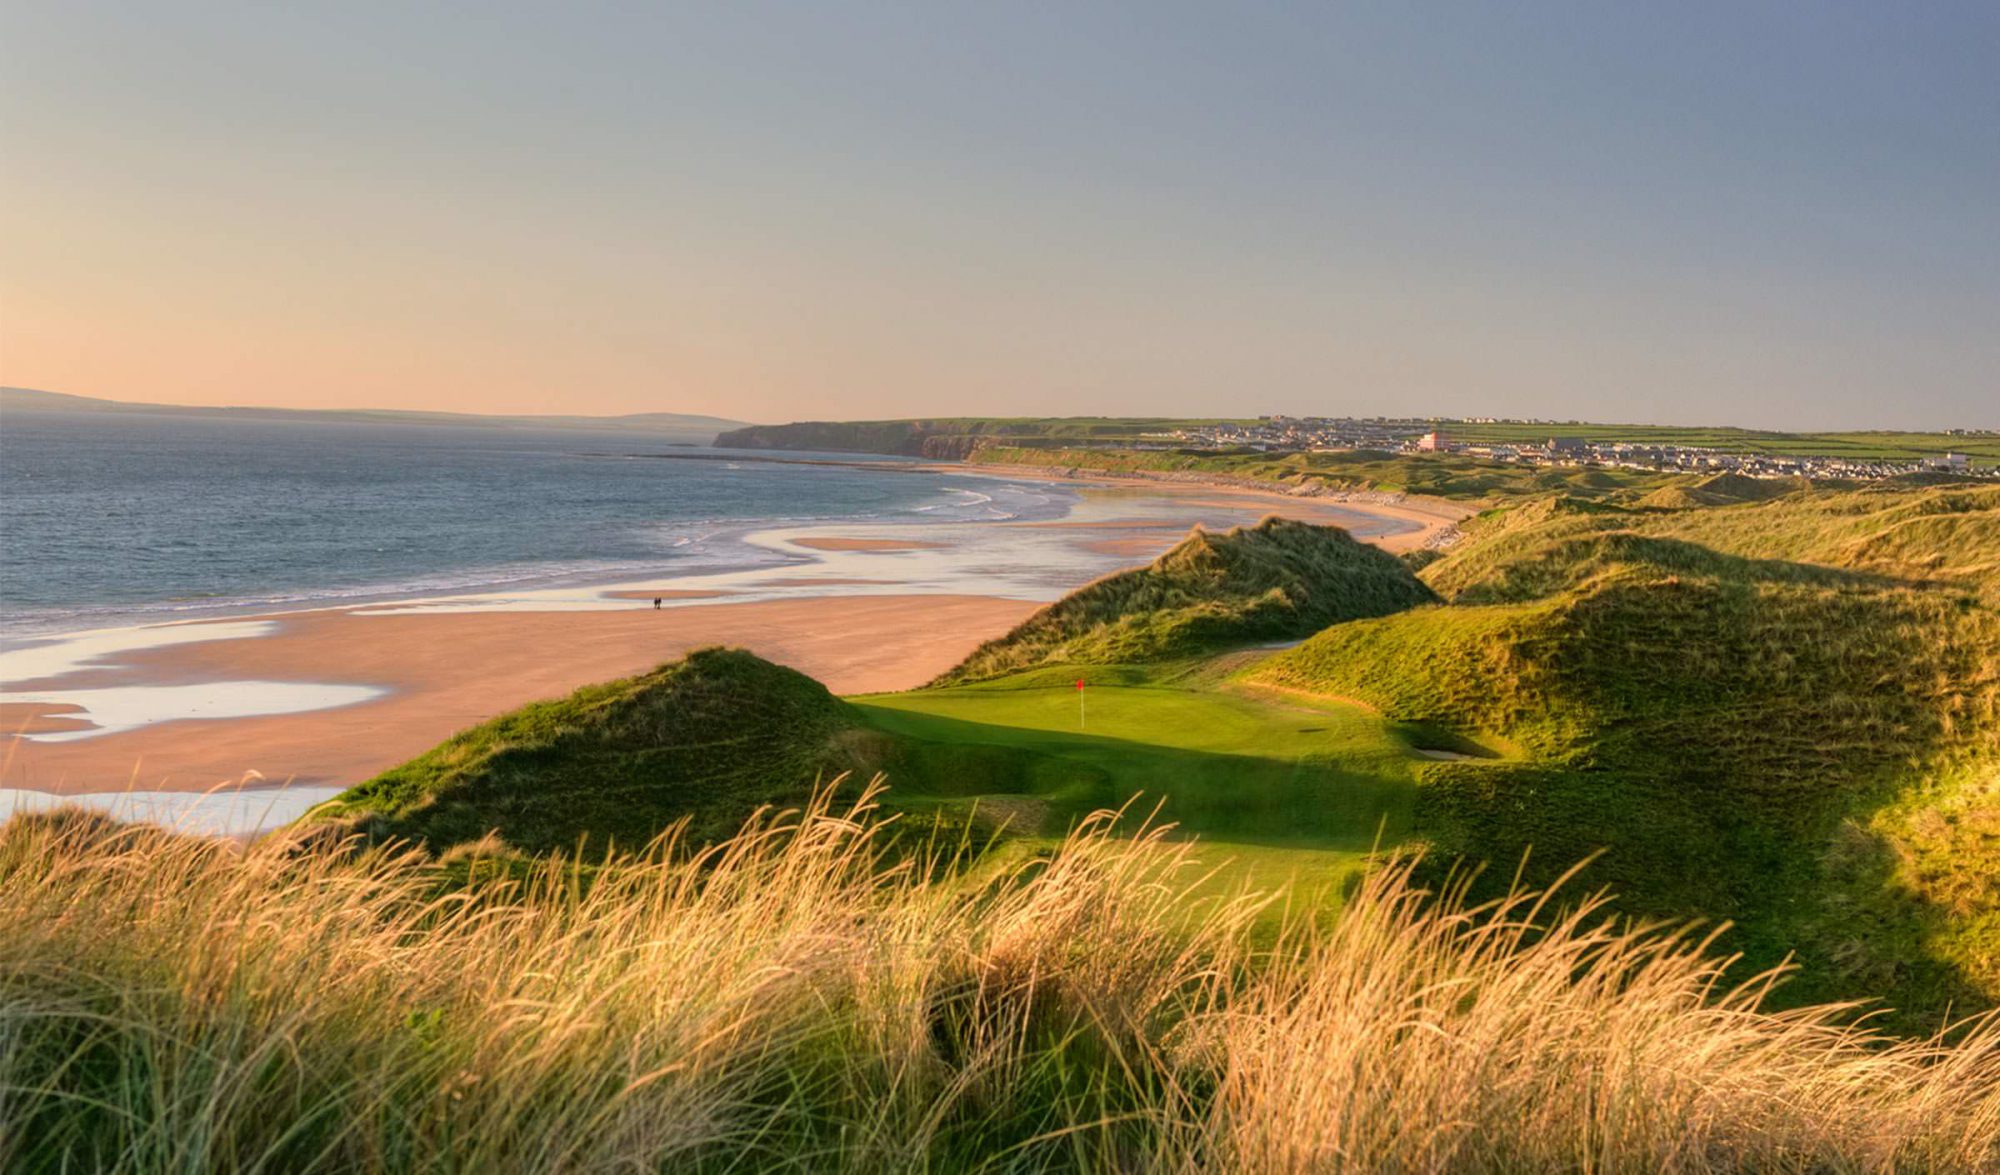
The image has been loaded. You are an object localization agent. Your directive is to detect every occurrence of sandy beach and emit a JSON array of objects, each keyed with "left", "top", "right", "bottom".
[
  {"left": 789, "top": 536, "right": 951, "bottom": 552},
  {"left": 947, "top": 463, "right": 1469, "bottom": 554},
  {"left": 1, "top": 596, "right": 1038, "bottom": 795},
  {"left": 1, "top": 471, "right": 1469, "bottom": 803}
]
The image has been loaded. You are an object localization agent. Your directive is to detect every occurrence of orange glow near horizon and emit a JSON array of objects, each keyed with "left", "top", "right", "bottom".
[{"left": 4, "top": 5, "right": 1995, "bottom": 430}]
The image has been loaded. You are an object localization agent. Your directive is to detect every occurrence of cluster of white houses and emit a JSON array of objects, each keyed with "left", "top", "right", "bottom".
[
  {"left": 1156, "top": 418, "right": 1991, "bottom": 481},
  {"left": 1418, "top": 433, "right": 1982, "bottom": 479}
]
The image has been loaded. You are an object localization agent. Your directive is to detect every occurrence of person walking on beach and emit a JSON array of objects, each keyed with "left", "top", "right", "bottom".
[{"left": 653, "top": 596, "right": 662, "bottom": 610}]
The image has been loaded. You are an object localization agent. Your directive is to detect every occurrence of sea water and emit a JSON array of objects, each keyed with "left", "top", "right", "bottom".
[
  {"left": 0, "top": 409, "right": 1412, "bottom": 833},
  {"left": 0, "top": 410, "right": 1073, "bottom": 639}
]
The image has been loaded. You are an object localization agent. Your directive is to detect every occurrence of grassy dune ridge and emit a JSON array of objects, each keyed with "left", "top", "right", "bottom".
[
  {"left": 312, "top": 648, "right": 855, "bottom": 852},
  {"left": 938, "top": 517, "right": 1435, "bottom": 684},
  {"left": 311, "top": 488, "right": 1999, "bottom": 1025},
  {"left": 314, "top": 645, "right": 1429, "bottom": 906},
  {"left": 4, "top": 793, "right": 1998, "bottom": 1173},
  {"left": 310, "top": 519, "right": 1441, "bottom": 905},
  {"left": 1252, "top": 486, "right": 2000, "bottom": 1019}
]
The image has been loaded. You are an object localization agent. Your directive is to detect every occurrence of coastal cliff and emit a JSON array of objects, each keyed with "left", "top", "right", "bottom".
[{"left": 717, "top": 420, "right": 981, "bottom": 457}]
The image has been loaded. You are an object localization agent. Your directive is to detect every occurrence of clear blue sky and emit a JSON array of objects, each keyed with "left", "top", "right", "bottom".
[{"left": 3, "top": 2, "right": 1994, "bottom": 428}]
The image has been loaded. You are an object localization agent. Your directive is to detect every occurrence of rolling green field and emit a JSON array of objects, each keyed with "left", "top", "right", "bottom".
[{"left": 1437, "top": 422, "right": 2000, "bottom": 462}]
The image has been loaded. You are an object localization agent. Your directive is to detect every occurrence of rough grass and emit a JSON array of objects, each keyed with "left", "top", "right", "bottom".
[
  {"left": 1637, "top": 472, "right": 1811, "bottom": 509},
  {"left": 937, "top": 517, "right": 1435, "bottom": 684},
  {"left": 1248, "top": 486, "right": 2000, "bottom": 1023},
  {"left": 314, "top": 647, "right": 854, "bottom": 853},
  {"left": 4, "top": 793, "right": 1998, "bottom": 1174}
]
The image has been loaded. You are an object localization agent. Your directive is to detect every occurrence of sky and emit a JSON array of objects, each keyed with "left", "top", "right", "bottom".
[{"left": 2, "top": 2, "right": 1995, "bottom": 429}]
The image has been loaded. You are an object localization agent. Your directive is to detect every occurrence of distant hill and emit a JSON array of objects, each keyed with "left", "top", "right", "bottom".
[
  {"left": 1249, "top": 485, "right": 2000, "bottom": 1024},
  {"left": 0, "top": 386, "right": 748, "bottom": 436},
  {"left": 937, "top": 516, "right": 1436, "bottom": 684},
  {"left": 311, "top": 648, "right": 852, "bottom": 853},
  {"left": 714, "top": 417, "right": 1233, "bottom": 459}
]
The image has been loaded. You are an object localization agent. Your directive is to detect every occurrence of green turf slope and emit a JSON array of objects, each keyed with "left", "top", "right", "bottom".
[
  {"left": 843, "top": 666, "right": 1425, "bottom": 912},
  {"left": 1247, "top": 485, "right": 2000, "bottom": 1023},
  {"left": 312, "top": 645, "right": 1432, "bottom": 919},
  {"left": 938, "top": 516, "right": 1435, "bottom": 684},
  {"left": 313, "top": 648, "right": 855, "bottom": 853},
  {"left": 312, "top": 516, "right": 1437, "bottom": 877}
]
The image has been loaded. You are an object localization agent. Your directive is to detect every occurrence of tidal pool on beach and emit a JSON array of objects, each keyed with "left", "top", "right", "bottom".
[
  {"left": 0, "top": 784, "right": 344, "bottom": 836},
  {"left": 0, "top": 620, "right": 281, "bottom": 686},
  {"left": 0, "top": 681, "right": 386, "bottom": 741}
]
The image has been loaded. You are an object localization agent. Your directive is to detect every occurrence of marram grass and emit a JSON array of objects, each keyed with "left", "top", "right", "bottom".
[{"left": 2, "top": 787, "right": 1996, "bottom": 1173}]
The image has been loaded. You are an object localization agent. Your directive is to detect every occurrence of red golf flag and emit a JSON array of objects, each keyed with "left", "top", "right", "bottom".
[{"left": 1075, "top": 679, "right": 1085, "bottom": 690}]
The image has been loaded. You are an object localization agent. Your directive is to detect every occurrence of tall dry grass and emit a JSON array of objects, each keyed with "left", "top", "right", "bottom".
[{"left": 0, "top": 785, "right": 1995, "bottom": 1173}]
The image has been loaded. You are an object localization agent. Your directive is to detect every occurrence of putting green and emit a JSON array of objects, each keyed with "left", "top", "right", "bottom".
[{"left": 849, "top": 675, "right": 1426, "bottom": 910}]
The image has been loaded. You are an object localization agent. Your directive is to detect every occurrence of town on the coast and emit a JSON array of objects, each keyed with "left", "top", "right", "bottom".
[{"left": 1154, "top": 417, "right": 1995, "bottom": 480}]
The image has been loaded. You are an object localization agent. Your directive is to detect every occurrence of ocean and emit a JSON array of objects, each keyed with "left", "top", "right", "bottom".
[{"left": 0, "top": 410, "right": 1074, "bottom": 638}]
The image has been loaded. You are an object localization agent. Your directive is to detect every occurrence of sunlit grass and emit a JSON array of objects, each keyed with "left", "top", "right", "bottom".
[{"left": 3, "top": 785, "right": 1995, "bottom": 1172}]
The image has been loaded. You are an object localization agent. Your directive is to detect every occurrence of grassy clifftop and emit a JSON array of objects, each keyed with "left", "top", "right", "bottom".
[
  {"left": 314, "top": 648, "right": 854, "bottom": 853},
  {"left": 937, "top": 517, "right": 1435, "bottom": 684},
  {"left": 1249, "top": 485, "right": 2000, "bottom": 1021}
]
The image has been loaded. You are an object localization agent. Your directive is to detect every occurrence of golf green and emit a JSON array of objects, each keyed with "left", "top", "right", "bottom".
[{"left": 850, "top": 675, "right": 1426, "bottom": 909}]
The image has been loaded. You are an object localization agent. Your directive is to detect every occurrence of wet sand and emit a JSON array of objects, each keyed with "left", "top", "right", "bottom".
[
  {"left": 1084, "top": 536, "right": 1179, "bottom": 558},
  {"left": 789, "top": 537, "right": 952, "bottom": 552},
  {"left": 2, "top": 596, "right": 1038, "bottom": 795},
  {"left": 3, "top": 703, "right": 94, "bottom": 737}
]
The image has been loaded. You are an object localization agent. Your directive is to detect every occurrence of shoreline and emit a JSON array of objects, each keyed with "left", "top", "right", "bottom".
[
  {"left": 933, "top": 459, "right": 1472, "bottom": 552},
  {"left": 1, "top": 596, "right": 1042, "bottom": 797},
  {"left": 0, "top": 458, "right": 1463, "bottom": 643},
  {"left": 1, "top": 471, "right": 1456, "bottom": 803},
  {"left": 606, "top": 447, "right": 1472, "bottom": 554}
]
